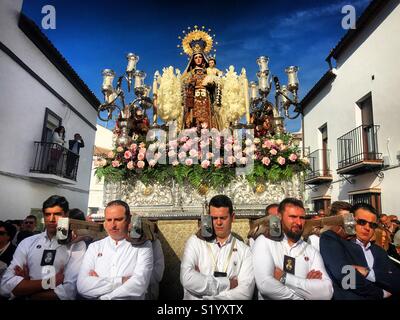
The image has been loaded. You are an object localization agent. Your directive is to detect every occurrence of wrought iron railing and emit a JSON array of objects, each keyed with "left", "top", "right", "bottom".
[
  {"left": 337, "top": 125, "right": 382, "bottom": 170},
  {"left": 305, "top": 149, "right": 332, "bottom": 181},
  {"left": 30, "top": 142, "right": 80, "bottom": 181}
]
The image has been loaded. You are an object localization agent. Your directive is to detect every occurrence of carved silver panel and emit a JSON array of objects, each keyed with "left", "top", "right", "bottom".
[{"left": 103, "top": 174, "right": 303, "bottom": 219}]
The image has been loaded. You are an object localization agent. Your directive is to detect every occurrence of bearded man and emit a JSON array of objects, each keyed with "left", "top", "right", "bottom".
[{"left": 252, "top": 198, "right": 333, "bottom": 300}]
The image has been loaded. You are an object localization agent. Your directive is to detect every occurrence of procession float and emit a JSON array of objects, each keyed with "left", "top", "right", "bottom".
[{"left": 93, "top": 26, "right": 309, "bottom": 298}]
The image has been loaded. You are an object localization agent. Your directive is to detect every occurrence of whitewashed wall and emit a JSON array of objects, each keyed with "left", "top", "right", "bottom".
[{"left": 303, "top": 1, "right": 400, "bottom": 215}]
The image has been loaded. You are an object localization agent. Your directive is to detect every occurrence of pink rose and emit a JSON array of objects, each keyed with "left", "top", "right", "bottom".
[
  {"left": 214, "top": 158, "right": 223, "bottom": 168},
  {"left": 277, "top": 156, "right": 286, "bottom": 165},
  {"left": 185, "top": 158, "right": 193, "bottom": 166},
  {"left": 130, "top": 143, "right": 137, "bottom": 151},
  {"left": 168, "top": 150, "right": 176, "bottom": 158},
  {"left": 189, "top": 149, "right": 198, "bottom": 157},
  {"left": 127, "top": 161, "right": 134, "bottom": 170},
  {"left": 124, "top": 151, "right": 132, "bottom": 159},
  {"left": 179, "top": 136, "right": 188, "bottom": 143},
  {"left": 116, "top": 146, "right": 124, "bottom": 153},
  {"left": 137, "top": 160, "right": 145, "bottom": 168},
  {"left": 280, "top": 144, "right": 288, "bottom": 151},
  {"left": 270, "top": 149, "right": 278, "bottom": 156},
  {"left": 168, "top": 140, "right": 178, "bottom": 149},
  {"left": 148, "top": 159, "right": 157, "bottom": 167},
  {"left": 138, "top": 153, "right": 145, "bottom": 161},
  {"left": 289, "top": 153, "right": 298, "bottom": 162},
  {"left": 178, "top": 151, "right": 186, "bottom": 160},
  {"left": 262, "top": 157, "right": 271, "bottom": 166},
  {"left": 201, "top": 160, "right": 210, "bottom": 169},
  {"left": 182, "top": 143, "right": 190, "bottom": 152},
  {"left": 227, "top": 156, "right": 236, "bottom": 165},
  {"left": 262, "top": 140, "right": 272, "bottom": 149},
  {"left": 111, "top": 160, "right": 120, "bottom": 167},
  {"left": 224, "top": 144, "right": 232, "bottom": 152},
  {"left": 107, "top": 151, "right": 115, "bottom": 159}
]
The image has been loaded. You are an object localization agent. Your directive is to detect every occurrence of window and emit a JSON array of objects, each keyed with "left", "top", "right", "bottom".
[
  {"left": 349, "top": 189, "right": 382, "bottom": 214},
  {"left": 41, "top": 108, "right": 61, "bottom": 142},
  {"left": 312, "top": 197, "right": 331, "bottom": 213}
]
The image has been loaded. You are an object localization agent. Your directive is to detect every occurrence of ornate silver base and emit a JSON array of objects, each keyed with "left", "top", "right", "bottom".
[{"left": 103, "top": 174, "right": 303, "bottom": 220}]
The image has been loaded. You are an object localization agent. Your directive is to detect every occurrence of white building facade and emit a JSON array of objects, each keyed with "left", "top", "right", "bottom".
[
  {"left": 0, "top": 0, "right": 100, "bottom": 221},
  {"left": 302, "top": 0, "right": 400, "bottom": 215},
  {"left": 88, "top": 124, "right": 113, "bottom": 217}
]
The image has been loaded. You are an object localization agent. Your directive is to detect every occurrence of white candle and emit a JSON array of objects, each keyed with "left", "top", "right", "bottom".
[
  {"left": 126, "top": 53, "right": 139, "bottom": 72},
  {"left": 243, "top": 77, "right": 250, "bottom": 124},
  {"left": 153, "top": 71, "right": 159, "bottom": 95},
  {"left": 259, "top": 75, "right": 268, "bottom": 90},
  {"left": 285, "top": 66, "right": 299, "bottom": 89},
  {"left": 257, "top": 56, "right": 269, "bottom": 72},
  {"left": 250, "top": 82, "right": 258, "bottom": 99},
  {"left": 135, "top": 74, "right": 142, "bottom": 88},
  {"left": 102, "top": 69, "right": 115, "bottom": 93}
]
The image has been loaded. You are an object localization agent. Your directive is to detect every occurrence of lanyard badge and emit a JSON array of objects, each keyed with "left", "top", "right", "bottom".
[{"left": 283, "top": 255, "right": 295, "bottom": 274}]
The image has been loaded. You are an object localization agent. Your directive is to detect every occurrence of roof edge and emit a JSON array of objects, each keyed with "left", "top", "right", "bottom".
[
  {"left": 18, "top": 13, "right": 100, "bottom": 110},
  {"left": 300, "top": 70, "right": 336, "bottom": 110}
]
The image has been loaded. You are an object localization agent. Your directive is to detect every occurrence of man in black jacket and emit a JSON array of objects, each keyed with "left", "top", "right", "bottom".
[
  {"left": 66, "top": 133, "right": 84, "bottom": 178},
  {"left": 320, "top": 203, "right": 400, "bottom": 300}
]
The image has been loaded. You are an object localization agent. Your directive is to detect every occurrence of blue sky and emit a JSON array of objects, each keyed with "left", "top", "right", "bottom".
[{"left": 22, "top": 0, "right": 371, "bottom": 132}]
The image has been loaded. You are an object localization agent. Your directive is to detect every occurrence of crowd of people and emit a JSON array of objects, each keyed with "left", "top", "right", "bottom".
[{"left": 0, "top": 194, "right": 399, "bottom": 300}]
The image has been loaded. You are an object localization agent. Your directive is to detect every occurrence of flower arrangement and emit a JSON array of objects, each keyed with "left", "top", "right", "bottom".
[{"left": 95, "top": 127, "right": 309, "bottom": 191}]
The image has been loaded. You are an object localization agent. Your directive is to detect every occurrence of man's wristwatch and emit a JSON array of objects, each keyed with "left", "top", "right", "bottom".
[{"left": 279, "top": 271, "right": 287, "bottom": 285}]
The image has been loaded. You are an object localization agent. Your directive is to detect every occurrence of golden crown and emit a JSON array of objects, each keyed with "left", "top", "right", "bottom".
[{"left": 177, "top": 25, "right": 218, "bottom": 57}]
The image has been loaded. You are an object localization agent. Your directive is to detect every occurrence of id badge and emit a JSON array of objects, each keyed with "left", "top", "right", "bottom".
[
  {"left": 213, "top": 271, "right": 227, "bottom": 277},
  {"left": 40, "top": 250, "right": 56, "bottom": 266},
  {"left": 283, "top": 255, "right": 295, "bottom": 274}
]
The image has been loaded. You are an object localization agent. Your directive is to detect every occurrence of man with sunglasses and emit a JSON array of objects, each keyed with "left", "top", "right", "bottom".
[{"left": 320, "top": 203, "right": 400, "bottom": 299}]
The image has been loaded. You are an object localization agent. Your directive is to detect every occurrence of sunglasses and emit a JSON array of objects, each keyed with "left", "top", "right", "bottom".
[
  {"left": 0, "top": 231, "right": 8, "bottom": 236},
  {"left": 356, "top": 219, "right": 379, "bottom": 229}
]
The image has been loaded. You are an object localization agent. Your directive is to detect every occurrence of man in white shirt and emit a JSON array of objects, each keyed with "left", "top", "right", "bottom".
[
  {"left": 77, "top": 200, "right": 153, "bottom": 300},
  {"left": 253, "top": 197, "right": 333, "bottom": 300},
  {"left": 1, "top": 195, "right": 86, "bottom": 300},
  {"left": 180, "top": 195, "right": 254, "bottom": 300}
]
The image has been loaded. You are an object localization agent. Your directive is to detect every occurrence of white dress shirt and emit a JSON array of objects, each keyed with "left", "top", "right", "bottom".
[
  {"left": 77, "top": 236, "right": 153, "bottom": 300},
  {"left": 308, "top": 234, "right": 320, "bottom": 251},
  {"left": 180, "top": 234, "right": 255, "bottom": 300},
  {"left": 253, "top": 234, "right": 333, "bottom": 300},
  {"left": 354, "top": 239, "right": 376, "bottom": 282},
  {"left": 146, "top": 238, "right": 165, "bottom": 300},
  {"left": 0, "top": 232, "right": 86, "bottom": 300}
]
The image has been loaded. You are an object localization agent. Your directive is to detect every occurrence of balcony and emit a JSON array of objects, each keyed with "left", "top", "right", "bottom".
[
  {"left": 337, "top": 125, "right": 383, "bottom": 175},
  {"left": 29, "top": 142, "right": 80, "bottom": 184},
  {"left": 304, "top": 149, "right": 333, "bottom": 185}
]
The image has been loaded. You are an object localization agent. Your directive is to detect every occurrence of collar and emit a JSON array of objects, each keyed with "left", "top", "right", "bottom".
[
  {"left": 107, "top": 236, "right": 127, "bottom": 247},
  {"left": 42, "top": 231, "right": 55, "bottom": 241},
  {"left": 213, "top": 233, "right": 233, "bottom": 247},
  {"left": 355, "top": 238, "right": 371, "bottom": 250},
  {"left": 282, "top": 233, "right": 304, "bottom": 249}
]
